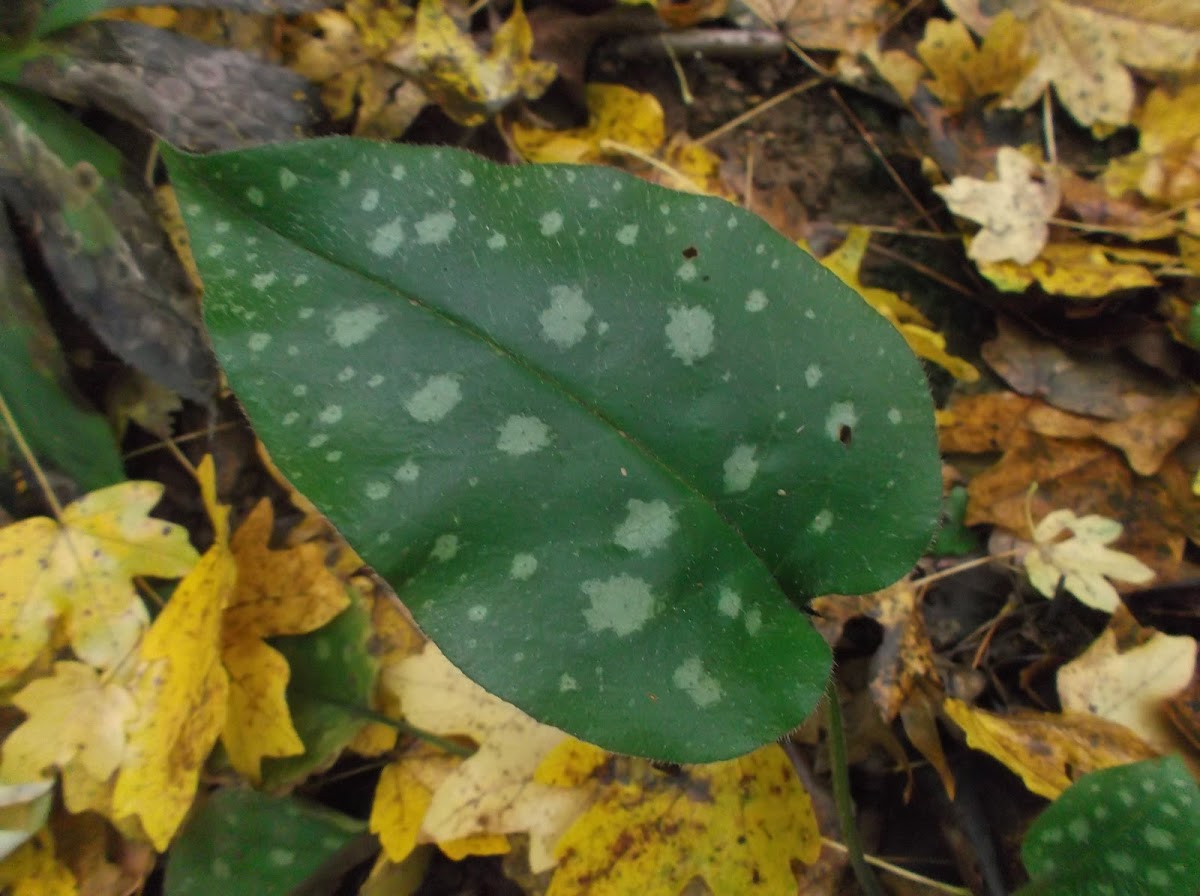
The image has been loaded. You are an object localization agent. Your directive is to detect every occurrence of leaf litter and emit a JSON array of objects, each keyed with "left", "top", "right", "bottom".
[{"left": 3, "top": 0, "right": 1200, "bottom": 891}]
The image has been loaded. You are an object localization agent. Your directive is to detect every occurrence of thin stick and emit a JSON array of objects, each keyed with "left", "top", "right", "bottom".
[
  {"left": 599, "top": 139, "right": 694, "bottom": 190},
  {"left": 864, "top": 241, "right": 975, "bottom": 296},
  {"left": 828, "top": 88, "right": 942, "bottom": 231},
  {"left": 696, "top": 77, "right": 822, "bottom": 145},
  {"left": 0, "top": 390, "right": 65, "bottom": 518},
  {"left": 909, "top": 548, "right": 1022, "bottom": 589},
  {"left": 824, "top": 678, "right": 887, "bottom": 896},
  {"left": 660, "top": 34, "right": 694, "bottom": 106},
  {"left": 819, "top": 838, "right": 973, "bottom": 895},
  {"left": 123, "top": 421, "right": 238, "bottom": 459}
]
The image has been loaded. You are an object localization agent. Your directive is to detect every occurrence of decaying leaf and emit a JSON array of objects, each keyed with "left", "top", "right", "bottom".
[
  {"left": 1024, "top": 506, "right": 1155, "bottom": 612},
  {"left": 0, "top": 662, "right": 136, "bottom": 814},
  {"left": 0, "top": 829, "right": 77, "bottom": 896},
  {"left": 372, "top": 644, "right": 586, "bottom": 872},
  {"left": 915, "top": 13, "right": 1034, "bottom": 112},
  {"left": 386, "top": 0, "right": 556, "bottom": 127},
  {"left": 1058, "top": 616, "right": 1197, "bottom": 754},
  {"left": 111, "top": 457, "right": 232, "bottom": 851},
  {"left": 936, "top": 147, "right": 1060, "bottom": 265},
  {"left": 222, "top": 500, "right": 351, "bottom": 783},
  {"left": 541, "top": 740, "right": 821, "bottom": 895},
  {"left": 1104, "top": 83, "right": 1200, "bottom": 205},
  {"left": 943, "top": 698, "right": 1158, "bottom": 799},
  {"left": 819, "top": 227, "right": 979, "bottom": 380},
  {"left": 0, "top": 779, "right": 54, "bottom": 862},
  {"left": 0, "top": 482, "right": 198, "bottom": 686},
  {"left": 975, "top": 241, "right": 1161, "bottom": 297},
  {"left": 511, "top": 83, "right": 665, "bottom": 165},
  {"left": 743, "top": 0, "right": 895, "bottom": 55},
  {"left": 945, "top": 0, "right": 1200, "bottom": 127}
]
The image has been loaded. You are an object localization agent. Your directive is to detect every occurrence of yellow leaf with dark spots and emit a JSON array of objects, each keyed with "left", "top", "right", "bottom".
[
  {"left": 0, "top": 482, "right": 198, "bottom": 686},
  {"left": 0, "top": 830, "right": 77, "bottom": 895},
  {"left": 111, "top": 457, "right": 232, "bottom": 851},
  {"left": 221, "top": 499, "right": 351, "bottom": 782},
  {"left": 543, "top": 743, "right": 820, "bottom": 896}
]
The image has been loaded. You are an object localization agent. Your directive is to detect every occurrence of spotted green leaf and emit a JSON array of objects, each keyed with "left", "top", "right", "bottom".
[
  {"left": 164, "top": 788, "right": 366, "bottom": 896},
  {"left": 164, "top": 139, "right": 941, "bottom": 762},
  {"left": 1017, "top": 755, "right": 1200, "bottom": 896}
]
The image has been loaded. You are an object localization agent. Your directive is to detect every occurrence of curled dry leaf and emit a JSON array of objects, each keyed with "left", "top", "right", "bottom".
[
  {"left": 935, "top": 147, "right": 1060, "bottom": 265},
  {"left": 1024, "top": 507, "right": 1155, "bottom": 612}
]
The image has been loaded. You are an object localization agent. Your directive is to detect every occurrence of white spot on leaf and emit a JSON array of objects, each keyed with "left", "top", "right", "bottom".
[
  {"left": 246, "top": 186, "right": 264, "bottom": 207},
  {"left": 810, "top": 509, "right": 833, "bottom": 534},
  {"left": 431, "top": 534, "right": 459, "bottom": 561},
  {"left": 723, "top": 443, "right": 759, "bottom": 493},
  {"left": 825, "top": 401, "right": 858, "bottom": 441},
  {"left": 805, "top": 364, "right": 822, "bottom": 388},
  {"left": 394, "top": 460, "right": 420, "bottom": 482},
  {"left": 391, "top": 164, "right": 406, "bottom": 180},
  {"left": 559, "top": 673, "right": 579, "bottom": 692},
  {"left": 613, "top": 499, "right": 677, "bottom": 555},
  {"left": 665, "top": 305, "right": 715, "bottom": 365},
  {"left": 248, "top": 333, "right": 271, "bottom": 352},
  {"left": 540, "top": 210, "right": 564, "bottom": 236},
  {"left": 487, "top": 232, "right": 507, "bottom": 250},
  {"left": 673, "top": 657, "right": 723, "bottom": 707},
  {"left": 279, "top": 168, "right": 297, "bottom": 190},
  {"left": 745, "top": 289, "right": 768, "bottom": 312},
  {"left": 370, "top": 217, "right": 406, "bottom": 257},
  {"left": 497, "top": 415, "right": 551, "bottom": 456},
  {"left": 744, "top": 608, "right": 762, "bottom": 635},
  {"left": 582, "top": 574, "right": 657, "bottom": 637},
  {"left": 459, "top": 170, "right": 475, "bottom": 186},
  {"left": 251, "top": 272, "right": 277, "bottom": 291},
  {"left": 616, "top": 224, "right": 638, "bottom": 245},
  {"left": 404, "top": 375, "right": 462, "bottom": 423},
  {"left": 367, "top": 374, "right": 385, "bottom": 387},
  {"left": 308, "top": 434, "right": 328, "bottom": 448},
  {"left": 467, "top": 605, "right": 487, "bottom": 622},
  {"left": 360, "top": 188, "right": 380, "bottom": 211},
  {"left": 717, "top": 587, "right": 741, "bottom": 618},
  {"left": 510, "top": 553, "right": 538, "bottom": 580},
  {"left": 337, "top": 366, "right": 356, "bottom": 382},
  {"left": 676, "top": 260, "right": 698, "bottom": 281},
  {"left": 888, "top": 408, "right": 903, "bottom": 424},
  {"left": 338, "top": 170, "right": 351, "bottom": 188},
  {"left": 318, "top": 404, "right": 343, "bottom": 424},
  {"left": 416, "top": 210, "right": 456, "bottom": 244},
  {"left": 539, "top": 285, "right": 593, "bottom": 348},
  {"left": 365, "top": 481, "right": 391, "bottom": 501},
  {"left": 329, "top": 305, "right": 386, "bottom": 347}
]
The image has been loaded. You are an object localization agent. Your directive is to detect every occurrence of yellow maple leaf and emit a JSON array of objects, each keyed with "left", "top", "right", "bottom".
[
  {"left": 370, "top": 644, "right": 585, "bottom": 872},
  {"left": 221, "top": 499, "right": 351, "bottom": 782},
  {"left": 1023, "top": 507, "right": 1154, "bottom": 612},
  {"left": 386, "top": 0, "right": 555, "bottom": 127},
  {"left": 0, "top": 829, "right": 77, "bottom": 896},
  {"left": 111, "top": 457, "right": 232, "bottom": 851},
  {"left": 0, "top": 662, "right": 135, "bottom": 809},
  {"left": 819, "top": 227, "right": 980, "bottom": 381},
  {"left": 976, "top": 240, "right": 1160, "bottom": 296},
  {"left": 1058, "top": 623, "right": 1196, "bottom": 754},
  {"left": 936, "top": 147, "right": 1060, "bottom": 265},
  {"left": 916, "top": 13, "right": 1034, "bottom": 112},
  {"left": 542, "top": 740, "right": 820, "bottom": 895},
  {"left": 945, "top": 0, "right": 1200, "bottom": 128},
  {"left": 510, "top": 83, "right": 666, "bottom": 166},
  {"left": 943, "top": 698, "right": 1157, "bottom": 799},
  {"left": 1103, "top": 84, "right": 1200, "bottom": 205},
  {"left": 0, "top": 482, "right": 199, "bottom": 686}
]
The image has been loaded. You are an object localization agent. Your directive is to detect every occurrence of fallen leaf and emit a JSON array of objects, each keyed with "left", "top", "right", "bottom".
[
  {"left": 916, "top": 13, "right": 1034, "bottom": 112},
  {"left": 222, "top": 499, "right": 351, "bottom": 782},
  {"left": 541, "top": 740, "right": 820, "bottom": 895},
  {"left": 936, "top": 147, "right": 1060, "bottom": 265},
  {"left": 0, "top": 829, "right": 78, "bottom": 896},
  {"left": 943, "top": 698, "right": 1158, "bottom": 799},
  {"left": 0, "top": 482, "right": 199, "bottom": 686},
  {"left": 819, "top": 227, "right": 980, "bottom": 380},
  {"left": 1104, "top": 83, "right": 1200, "bottom": 205},
  {"left": 372, "top": 643, "right": 587, "bottom": 873},
  {"left": 975, "top": 241, "right": 1160, "bottom": 296},
  {"left": 0, "top": 663, "right": 135, "bottom": 811},
  {"left": 945, "top": 0, "right": 1200, "bottom": 127},
  {"left": 0, "top": 779, "right": 54, "bottom": 862},
  {"left": 743, "top": 0, "right": 895, "bottom": 55},
  {"left": 387, "top": 0, "right": 556, "bottom": 127},
  {"left": 510, "top": 83, "right": 665, "bottom": 166},
  {"left": 1058, "top": 618, "right": 1197, "bottom": 754},
  {"left": 1024, "top": 507, "right": 1155, "bottom": 612},
  {"left": 111, "top": 457, "right": 233, "bottom": 851}
]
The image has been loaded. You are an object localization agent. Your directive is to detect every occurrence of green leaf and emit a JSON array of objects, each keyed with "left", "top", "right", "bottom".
[
  {"left": 164, "top": 788, "right": 366, "bottom": 896},
  {"left": 261, "top": 590, "right": 376, "bottom": 789},
  {"left": 1017, "top": 755, "right": 1200, "bottom": 896},
  {"left": 164, "top": 138, "right": 941, "bottom": 762},
  {"left": 33, "top": 0, "right": 328, "bottom": 36}
]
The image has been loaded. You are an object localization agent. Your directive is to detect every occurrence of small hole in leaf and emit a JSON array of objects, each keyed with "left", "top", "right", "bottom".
[
  {"left": 838, "top": 424, "right": 853, "bottom": 446},
  {"left": 682, "top": 246, "right": 698, "bottom": 259}
]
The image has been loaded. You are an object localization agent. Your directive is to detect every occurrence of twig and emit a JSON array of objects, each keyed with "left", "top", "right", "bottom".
[
  {"left": 696, "top": 77, "right": 822, "bottom": 145},
  {"left": 819, "top": 838, "right": 973, "bottom": 895},
  {"left": 0, "top": 390, "right": 65, "bottom": 518}
]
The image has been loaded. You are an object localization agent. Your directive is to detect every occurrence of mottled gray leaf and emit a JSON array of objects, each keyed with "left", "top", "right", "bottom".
[
  {"left": 13, "top": 21, "right": 320, "bottom": 151},
  {"left": 0, "top": 85, "right": 217, "bottom": 400}
]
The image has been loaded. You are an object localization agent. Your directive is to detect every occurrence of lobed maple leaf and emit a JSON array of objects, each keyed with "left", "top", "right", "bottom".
[
  {"left": 0, "top": 482, "right": 198, "bottom": 686},
  {"left": 111, "top": 457, "right": 233, "bottom": 851},
  {"left": 221, "top": 499, "right": 351, "bottom": 783},
  {"left": 1024, "top": 507, "right": 1154, "bottom": 612},
  {"left": 936, "top": 147, "right": 1060, "bottom": 266}
]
